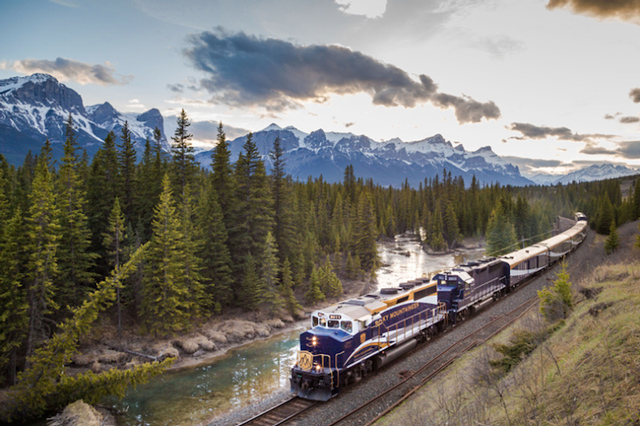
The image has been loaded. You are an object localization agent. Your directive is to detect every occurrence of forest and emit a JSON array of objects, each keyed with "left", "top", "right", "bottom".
[{"left": 0, "top": 110, "right": 637, "bottom": 421}]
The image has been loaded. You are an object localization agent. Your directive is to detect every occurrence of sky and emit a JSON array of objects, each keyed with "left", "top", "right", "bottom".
[{"left": 1, "top": 0, "right": 640, "bottom": 177}]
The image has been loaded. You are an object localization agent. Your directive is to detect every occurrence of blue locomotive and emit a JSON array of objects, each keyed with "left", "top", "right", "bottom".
[{"left": 290, "top": 214, "right": 588, "bottom": 401}]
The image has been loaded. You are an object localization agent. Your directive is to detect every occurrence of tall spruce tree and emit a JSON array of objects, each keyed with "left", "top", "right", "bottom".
[
  {"left": 24, "top": 149, "right": 61, "bottom": 364},
  {"left": 87, "top": 132, "right": 120, "bottom": 274},
  {"left": 178, "top": 184, "right": 205, "bottom": 317},
  {"left": 170, "top": 109, "right": 198, "bottom": 199},
  {"left": 196, "top": 180, "right": 234, "bottom": 311},
  {"left": 270, "top": 136, "right": 298, "bottom": 265},
  {"left": 260, "top": 232, "right": 283, "bottom": 314},
  {"left": 118, "top": 122, "right": 137, "bottom": 223},
  {"left": 141, "top": 174, "right": 189, "bottom": 335},
  {"left": 56, "top": 116, "right": 96, "bottom": 309},
  {"left": 486, "top": 202, "right": 517, "bottom": 256},
  {"left": 103, "top": 197, "right": 126, "bottom": 337},
  {"left": 355, "top": 191, "right": 379, "bottom": 273},
  {"left": 229, "top": 133, "right": 274, "bottom": 283},
  {"left": 210, "top": 122, "right": 235, "bottom": 230},
  {"left": 0, "top": 208, "right": 28, "bottom": 385}
]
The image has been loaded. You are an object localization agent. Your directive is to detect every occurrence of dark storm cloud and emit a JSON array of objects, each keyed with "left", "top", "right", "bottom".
[
  {"left": 620, "top": 115, "right": 640, "bottom": 123},
  {"left": 630, "top": 88, "right": 640, "bottom": 103},
  {"left": 547, "top": 0, "right": 640, "bottom": 22},
  {"left": 184, "top": 30, "right": 501, "bottom": 123},
  {"left": 4, "top": 57, "right": 131, "bottom": 85},
  {"left": 508, "top": 122, "right": 614, "bottom": 142}
]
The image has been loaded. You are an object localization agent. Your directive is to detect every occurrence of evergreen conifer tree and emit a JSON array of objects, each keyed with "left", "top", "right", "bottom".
[
  {"left": 103, "top": 197, "right": 126, "bottom": 336},
  {"left": 56, "top": 116, "right": 97, "bottom": 308},
  {"left": 0, "top": 208, "right": 28, "bottom": 385},
  {"left": 260, "top": 232, "right": 284, "bottom": 314},
  {"left": 305, "top": 266, "right": 325, "bottom": 304},
  {"left": 280, "top": 258, "right": 301, "bottom": 316},
  {"left": 141, "top": 174, "right": 189, "bottom": 335},
  {"left": 604, "top": 220, "right": 620, "bottom": 254},
  {"left": 354, "top": 191, "right": 379, "bottom": 273},
  {"left": 24, "top": 149, "right": 61, "bottom": 364},
  {"left": 229, "top": 133, "right": 274, "bottom": 285},
  {"left": 485, "top": 202, "right": 517, "bottom": 256},
  {"left": 196, "top": 180, "right": 234, "bottom": 311},
  {"left": 210, "top": 122, "right": 235, "bottom": 231},
  {"left": 170, "top": 109, "right": 198, "bottom": 199},
  {"left": 118, "top": 122, "right": 137, "bottom": 223},
  {"left": 178, "top": 184, "right": 205, "bottom": 317},
  {"left": 270, "top": 136, "right": 298, "bottom": 265}
]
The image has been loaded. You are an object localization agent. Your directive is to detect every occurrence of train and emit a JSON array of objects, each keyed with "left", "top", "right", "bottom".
[{"left": 290, "top": 213, "right": 588, "bottom": 401}]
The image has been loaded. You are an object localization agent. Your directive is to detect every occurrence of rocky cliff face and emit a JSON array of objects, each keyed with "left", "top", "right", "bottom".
[{"left": 0, "top": 73, "right": 166, "bottom": 164}]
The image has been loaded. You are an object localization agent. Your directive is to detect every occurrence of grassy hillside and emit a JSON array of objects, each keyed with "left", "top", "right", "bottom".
[{"left": 376, "top": 224, "right": 640, "bottom": 426}]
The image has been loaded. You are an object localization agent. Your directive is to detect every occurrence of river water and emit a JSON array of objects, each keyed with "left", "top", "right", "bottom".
[{"left": 110, "top": 234, "right": 484, "bottom": 425}]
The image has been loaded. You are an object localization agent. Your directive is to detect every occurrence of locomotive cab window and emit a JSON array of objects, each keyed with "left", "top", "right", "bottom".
[
  {"left": 341, "top": 321, "right": 353, "bottom": 333},
  {"left": 328, "top": 320, "right": 340, "bottom": 329},
  {"left": 312, "top": 316, "right": 319, "bottom": 327}
]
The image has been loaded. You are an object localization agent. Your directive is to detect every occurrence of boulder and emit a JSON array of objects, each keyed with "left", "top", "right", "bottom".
[{"left": 47, "top": 400, "right": 102, "bottom": 426}]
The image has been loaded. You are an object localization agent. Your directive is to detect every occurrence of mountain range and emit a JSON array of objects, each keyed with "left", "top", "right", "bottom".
[
  {"left": 0, "top": 73, "right": 167, "bottom": 164},
  {"left": 0, "top": 73, "right": 636, "bottom": 187}
]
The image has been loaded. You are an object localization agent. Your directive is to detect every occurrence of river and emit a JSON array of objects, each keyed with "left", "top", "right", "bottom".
[{"left": 110, "top": 234, "right": 484, "bottom": 425}]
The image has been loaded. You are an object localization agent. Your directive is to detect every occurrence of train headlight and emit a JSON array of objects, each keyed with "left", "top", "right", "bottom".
[
  {"left": 315, "top": 364, "right": 322, "bottom": 372},
  {"left": 312, "top": 336, "right": 318, "bottom": 346}
]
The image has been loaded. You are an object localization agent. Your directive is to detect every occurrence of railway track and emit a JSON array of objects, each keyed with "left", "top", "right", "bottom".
[
  {"left": 325, "top": 295, "right": 539, "bottom": 426},
  {"left": 234, "top": 397, "right": 318, "bottom": 426}
]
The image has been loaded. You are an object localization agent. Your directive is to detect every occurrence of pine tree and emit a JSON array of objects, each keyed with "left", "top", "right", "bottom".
[
  {"left": 240, "top": 255, "right": 262, "bottom": 311},
  {"left": 211, "top": 122, "right": 235, "bottom": 228},
  {"left": 56, "top": 116, "right": 97, "bottom": 309},
  {"left": 86, "top": 131, "right": 120, "bottom": 274},
  {"left": 178, "top": 184, "right": 205, "bottom": 317},
  {"left": 443, "top": 200, "right": 461, "bottom": 249},
  {"left": 305, "top": 266, "right": 325, "bottom": 304},
  {"left": 538, "top": 261, "right": 573, "bottom": 321},
  {"left": 604, "top": 220, "right": 620, "bottom": 255},
  {"left": 354, "top": 191, "right": 379, "bottom": 273},
  {"left": 24, "top": 150, "right": 61, "bottom": 364},
  {"left": 280, "top": 258, "right": 302, "bottom": 316},
  {"left": 170, "top": 109, "right": 198, "bottom": 199},
  {"left": 196, "top": 180, "right": 234, "bottom": 311},
  {"left": 141, "top": 174, "right": 189, "bottom": 335},
  {"left": 260, "top": 232, "right": 284, "bottom": 314},
  {"left": 270, "top": 136, "right": 298, "bottom": 265},
  {"left": 103, "top": 197, "right": 126, "bottom": 337},
  {"left": 427, "top": 204, "right": 446, "bottom": 251},
  {"left": 485, "top": 202, "right": 517, "bottom": 256},
  {"left": 229, "top": 133, "right": 274, "bottom": 287},
  {"left": 118, "top": 121, "right": 137, "bottom": 223},
  {"left": 0, "top": 208, "right": 28, "bottom": 385}
]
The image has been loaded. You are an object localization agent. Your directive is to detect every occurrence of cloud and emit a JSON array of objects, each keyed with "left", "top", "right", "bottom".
[
  {"left": 620, "top": 115, "right": 640, "bottom": 123},
  {"left": 630, "top": 88, "right": 640, "bottom": 103},
  {"left": 183, "top": 30, "right": 501, "bottom": 123},
  {"left": 508, "top": 122, "right": 614, "bottom": 142},
  {"left": 1, "top": 57, "right": 131, "bottom": 86},
  {"left": 547, "top": 0, "right": 640, "bottom": 23},
  {"left": 580, "top": 143, "right": 617, "bottom": 155},
  {"left": 334, "top": 0, "right": 387, "bottom": 18},
  {"left": 604, "top": 112, "right": 621, "bottom": 120},
  {"left": 616, "top": 141, "right": 640, "bottom": 158},
  {"left": 167, "top": 83, "right": 185, "bottom": 93}
]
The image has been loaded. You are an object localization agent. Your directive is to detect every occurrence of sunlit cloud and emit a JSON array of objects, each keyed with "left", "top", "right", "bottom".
[
  {"left": 183, "top": 30, "right": 501, "bottom": 124},
  {"left": 0, "top": 57, "right": 132, "bottom": 86},
  {"left": 547, "top": 0, "right": 640, "bottom": 24}
]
